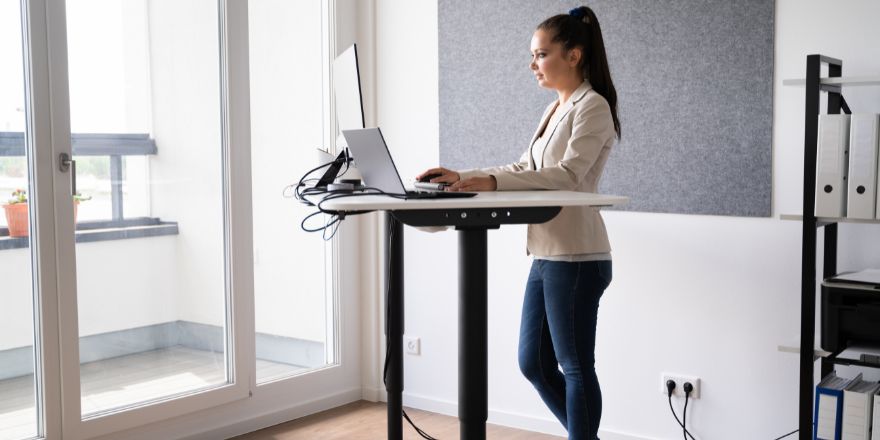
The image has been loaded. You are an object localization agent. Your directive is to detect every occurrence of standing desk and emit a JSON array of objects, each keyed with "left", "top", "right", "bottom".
[{"left": 315, "top": 190, "right": 628, "bottom": 440}]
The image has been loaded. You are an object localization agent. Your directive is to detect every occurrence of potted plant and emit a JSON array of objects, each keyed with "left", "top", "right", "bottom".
[
  {"left": 2, "top": 189, "right": 91, "bottom": 237},
  {"left": 73, "top": 192, "right": 91, "bottom": 221},
  {"left": 2, "top": 189, "right": 28, "bottom": 237}
]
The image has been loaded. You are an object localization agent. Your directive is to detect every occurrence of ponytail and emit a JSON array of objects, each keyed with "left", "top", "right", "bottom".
[{"left": 538, "top": 6, "right": 621, "bottom": 139}]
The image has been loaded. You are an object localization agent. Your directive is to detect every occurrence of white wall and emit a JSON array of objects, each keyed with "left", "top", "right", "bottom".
[
  {"left": 0, "top": 237, "right": 181, "bottom": 350},
  {"left": 370, "top": 1, "right": 880, "bottom": 439}
]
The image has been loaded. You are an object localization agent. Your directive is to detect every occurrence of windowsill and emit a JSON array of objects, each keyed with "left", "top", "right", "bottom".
[{"left": 0, "top": 217, "right": 179, "bottom": 250}]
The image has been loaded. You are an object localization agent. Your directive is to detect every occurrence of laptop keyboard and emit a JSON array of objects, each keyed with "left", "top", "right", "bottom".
[{"left": 405, "top": 190, "right": 477, "bottom": 199}]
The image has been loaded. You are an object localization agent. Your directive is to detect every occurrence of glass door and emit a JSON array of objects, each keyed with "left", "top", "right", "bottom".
[
  {"left": 65, "top": 0, "right": 232, "bottom": 416},
  {"left": 42, "top": 0, "right": 252, "bottom": 437}
]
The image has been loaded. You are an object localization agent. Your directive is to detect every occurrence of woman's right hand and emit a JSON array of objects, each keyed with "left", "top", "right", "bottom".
[{"left": 416, "top": 167, "right": 460, "bottom": 185}]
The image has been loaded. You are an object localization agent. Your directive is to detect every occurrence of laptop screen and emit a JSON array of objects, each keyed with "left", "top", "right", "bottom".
[{"left": 341, "top": 128, "right": 408, "bottom": 194}]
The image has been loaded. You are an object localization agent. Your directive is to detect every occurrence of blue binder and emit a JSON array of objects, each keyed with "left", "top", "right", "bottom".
[{"left": 813, "top": 372, "right": 858, "bottom": 440}]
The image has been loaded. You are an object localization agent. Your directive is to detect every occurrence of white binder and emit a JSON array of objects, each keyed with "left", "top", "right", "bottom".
[
  {"left": 846, "top": 114, "right": 880, "bottom": 219},
  {"left": 842, "top": 378, "right": 880, "bottom": 440},
  {"left": 873, "top": 388, "right": 880, "bottom": 440},
  {"left": 816, "top": 114, "right": 851, "bottom": 218}
]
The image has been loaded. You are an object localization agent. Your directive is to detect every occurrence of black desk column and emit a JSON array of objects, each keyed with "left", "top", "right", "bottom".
[
  {"left": 389, "top": 206, "right": 562, "bottom": 440},
  {"left": 459, "top": 228, "right": 488, "bottom": 440},
  {"left": 387, "top": 213, "right": 404, "bottom": 440}
]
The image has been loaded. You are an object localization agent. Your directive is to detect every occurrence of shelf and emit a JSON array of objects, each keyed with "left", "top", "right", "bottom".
[
  {"left": 779, "top": 214, "right": 880, "bottom": 225},
  {"left": 778, "top": 344, "right": 832, "bottom": 360},
  {"left": 783, "top": 75, "right": 880, "bottom": 87},
  {"left": 822, "top": 280, "right": 880, "bottom": 292},
  {"left": 0, "top": 219, "right": 179, "bottom": 250},
  {"left": 829, "top": 345, "right": 880, "bottom": 369}
]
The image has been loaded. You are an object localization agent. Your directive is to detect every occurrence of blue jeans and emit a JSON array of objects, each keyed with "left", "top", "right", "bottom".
[{"left": 518, "top": 260, "right": 612, "bottom": 440}]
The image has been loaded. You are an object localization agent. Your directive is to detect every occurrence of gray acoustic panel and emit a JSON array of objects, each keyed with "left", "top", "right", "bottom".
[{"left": 439, "top": 0, "right": 774, "bottom": 216}]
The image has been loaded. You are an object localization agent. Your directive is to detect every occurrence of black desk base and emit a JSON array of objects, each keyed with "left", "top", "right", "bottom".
[{"left": 385, "top": 206, "right": 560, "bottom": 440}]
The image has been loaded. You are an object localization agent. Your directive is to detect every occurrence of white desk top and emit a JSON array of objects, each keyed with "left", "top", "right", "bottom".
[{"left": 310, "top": 190, "right": 628, "bottom": 211}]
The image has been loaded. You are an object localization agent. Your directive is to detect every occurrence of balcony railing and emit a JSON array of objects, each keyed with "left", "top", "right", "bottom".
[
  {"left": 0, "top": 132, "right": 178, "bottom": 248},
  {"left": 1, "top": 132, "right": 157, "bottom": 221}
]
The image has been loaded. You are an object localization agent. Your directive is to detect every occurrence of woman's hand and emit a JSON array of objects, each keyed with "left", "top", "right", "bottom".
[
  {"left": 416, "top": 167, "right": 460, "bottom": 185},
  {"left": 449, "top": 176, "right": 497, "bottom": 192}
]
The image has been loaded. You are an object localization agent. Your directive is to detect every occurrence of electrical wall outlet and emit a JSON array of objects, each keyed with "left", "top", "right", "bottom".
[
  {"left": 405, "top": 336, "right": 421, "bottom": 355},
  {"left": 660, "top": 373, "right": 701, "bottom": 399}
]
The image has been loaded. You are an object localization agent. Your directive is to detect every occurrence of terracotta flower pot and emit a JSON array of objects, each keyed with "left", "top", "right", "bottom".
[
  {"left": 3, "top": 203, "right": 29, "bottom": 237},
  {"left": 2, "top": 201, "right": 81, "bottom": 238}
]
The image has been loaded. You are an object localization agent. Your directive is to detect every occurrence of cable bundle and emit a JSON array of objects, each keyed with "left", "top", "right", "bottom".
[{"left": 289, "top": 154, "right": 404, "bottom": 240}]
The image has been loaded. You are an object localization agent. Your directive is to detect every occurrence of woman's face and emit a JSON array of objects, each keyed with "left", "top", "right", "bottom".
[{"left": 529, "top": 29, "right": 580, "bottom": 90}]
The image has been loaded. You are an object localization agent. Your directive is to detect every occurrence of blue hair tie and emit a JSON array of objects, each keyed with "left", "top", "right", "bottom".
[{"left": 568, "top": 7, "right": 586, "bottom": 19}]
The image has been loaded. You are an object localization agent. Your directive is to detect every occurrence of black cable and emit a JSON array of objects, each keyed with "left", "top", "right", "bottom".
[
  {"left": 666, "top": 384, "right": 797, "bottom": 440},
  {"left": 335, "top": 150, "right": 352, "bottom": 178},
  {"left": 667, "top": 392, "right": 696, "bottom": 440},
  {"left": 403, "top": 409, "right": 439, "bottom": 440},
  {"left": 383, "top": 216, "right": 393, "bottom": 387},
  {"left": 300, "top": 211, "right": 335, "bottom": 233},
  {"left": 682, "top": 383, "right": 696, "bottom": 440},
  {"left": 322, "top": 216, "right": 342, "bottom": 241},
  {"left": 293, "top": 156, "right": 345, "bottom": 202},
  {"left": 773, "top": 429, "right": 798, "bottom": 440},
  {"left": 315, "top": 188, "right": 405, "bottom": 216},
  {"left": 290, "top": 151, "right": 396, "bottom": 237},
  {"left": 293, "top": 149, "right": 355, "bottom": 202},
  {"left": 294, "top": 154, "right": 435, "bottom": 438},
  {"left": 682, "top": 392, "right": 689, "bottom": 440},
  {"left": 380, "top": 214, "right": 438, "bottom": 440}
]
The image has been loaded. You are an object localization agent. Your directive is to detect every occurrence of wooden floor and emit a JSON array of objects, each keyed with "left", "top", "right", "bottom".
[{"left": 233, "top": 400, "right": 563, "bottom": 440}]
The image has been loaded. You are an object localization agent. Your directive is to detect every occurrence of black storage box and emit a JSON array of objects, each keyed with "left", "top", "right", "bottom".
[{"left": 821, "top": 281, "right": 880, "bottom": 353}]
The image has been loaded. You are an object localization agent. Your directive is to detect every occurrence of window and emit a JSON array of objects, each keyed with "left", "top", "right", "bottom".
[
  {"left": 0, "top": 0, "right": 39, "bottom": 438},
  {"left": 249, "top": 0, "right": 337, "bottom": 383},
  {"left": 2, "top": 0, "right": 168, "bottom": 245}
]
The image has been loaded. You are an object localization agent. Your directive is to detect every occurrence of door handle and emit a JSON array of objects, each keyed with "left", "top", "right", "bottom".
[{"left": 59, "top": 153, "right": 76, "bottom": 196}]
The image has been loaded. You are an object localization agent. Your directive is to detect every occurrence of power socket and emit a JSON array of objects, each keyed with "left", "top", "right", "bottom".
[
  {"left": 405, "top": 336, "right": 421, "bottom": 355},
  {"left": 660, "top": 373, "right": 701, "bottom": 399}
]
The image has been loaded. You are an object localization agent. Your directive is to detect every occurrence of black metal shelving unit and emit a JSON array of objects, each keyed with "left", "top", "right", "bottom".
[{"left": 797, "top": 54, "right": 880, "bottom": 440}]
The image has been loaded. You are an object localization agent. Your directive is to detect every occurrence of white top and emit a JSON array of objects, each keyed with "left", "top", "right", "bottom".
[
  {"left": 308, "top": 190, "right": 628, "bottom": 212},
  {"left": 530, "top": 102, "right": 561, "bottom": 168},
  {"left": 537, "top": 253, "right": 611, "bottom": 262},
  {"left": 531, "top": 133, "right": 548, "bottom": 169}
]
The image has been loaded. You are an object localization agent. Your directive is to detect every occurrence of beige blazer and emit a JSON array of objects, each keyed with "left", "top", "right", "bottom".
[{"left": 459, "top": 81, "right": 616, "bottom": 257}]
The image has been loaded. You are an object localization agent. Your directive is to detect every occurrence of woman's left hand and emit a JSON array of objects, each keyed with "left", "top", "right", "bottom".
[{"left": 448, "top": 176, "right": 497, "bottom": 192}]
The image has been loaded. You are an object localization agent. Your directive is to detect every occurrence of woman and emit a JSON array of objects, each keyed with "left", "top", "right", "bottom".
[{"left": 417, "top": 6, "right": 620, "bottom": 440}]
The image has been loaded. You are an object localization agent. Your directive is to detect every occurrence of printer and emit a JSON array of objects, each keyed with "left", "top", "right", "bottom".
[{"left": 821, "top": 269, "right": 880, "bottom": 354}]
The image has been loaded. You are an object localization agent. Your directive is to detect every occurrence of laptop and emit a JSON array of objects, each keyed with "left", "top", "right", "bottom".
[{"left": 341, "top": 127, "right": 477, "bottom": 199}]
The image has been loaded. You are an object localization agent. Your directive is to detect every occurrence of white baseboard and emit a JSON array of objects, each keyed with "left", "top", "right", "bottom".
[
  {"left": 361, "top": 385, "right": 383, "bottom": 402},
  {"left": 401, "top": 391, "right": 657, "bottom": 440},
  {"left": 182, "top": 387, "right": 363, "bottom": 440}
]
